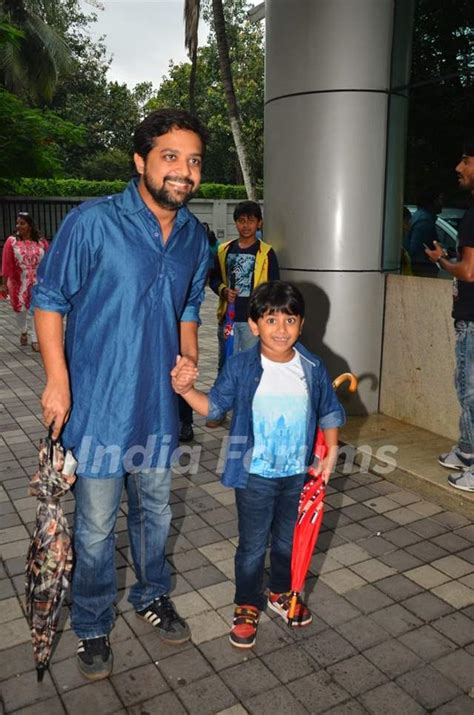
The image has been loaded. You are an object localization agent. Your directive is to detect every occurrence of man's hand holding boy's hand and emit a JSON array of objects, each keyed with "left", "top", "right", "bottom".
[{"left": 171, "top": 355, "right": 198, "bottom": 394}]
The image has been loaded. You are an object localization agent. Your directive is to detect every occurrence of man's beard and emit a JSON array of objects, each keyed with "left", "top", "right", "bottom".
[{"left": 144, "top": 170, "right": 196, "bottom": 210}]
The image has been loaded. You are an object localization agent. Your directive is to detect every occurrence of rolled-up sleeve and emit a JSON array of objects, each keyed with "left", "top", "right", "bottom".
[
  {"left": 180, "top": 227, "right": 209, "bottom": 323},
  {"left": 317, "top": 364, "right": 346, "bottom": 429},
  {"left": 32, "top": 209, "right": 101, "bottom": 315}
]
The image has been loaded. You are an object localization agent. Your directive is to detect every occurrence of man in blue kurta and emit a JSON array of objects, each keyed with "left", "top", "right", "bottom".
[{"left": 32, "top": 109, "right": 209, "bottom": 681}]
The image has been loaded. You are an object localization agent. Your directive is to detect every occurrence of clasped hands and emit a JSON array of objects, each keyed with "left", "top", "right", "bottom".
[
  {"left": 170, "top": 355, "right": 198, "bottom": 395},
  {"left": 425, "top": 240, "right": 447, "bottom": 263}
]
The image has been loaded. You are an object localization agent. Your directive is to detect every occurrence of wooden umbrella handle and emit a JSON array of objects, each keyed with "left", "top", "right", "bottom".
[{"left": 332, "top": 372, "right": 358, "bottom": 392}]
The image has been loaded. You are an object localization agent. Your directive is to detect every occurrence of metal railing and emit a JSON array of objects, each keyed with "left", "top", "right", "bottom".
[
  {"left": 0, "top": 195, "right": 250, "bottom": 252},
  {"left": 0, "top": 197, "right": 84, "bottom": 248}
]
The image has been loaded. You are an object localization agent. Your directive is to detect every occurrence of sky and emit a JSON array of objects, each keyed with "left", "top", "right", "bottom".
[
  {"left": 78, "top": 0, "right": 261, "bottom": 91},
  {"left": 78, "top": 0, "right": 202, "bottom": 89}
]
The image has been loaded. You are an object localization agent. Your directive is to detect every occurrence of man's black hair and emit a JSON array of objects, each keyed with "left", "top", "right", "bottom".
[
  {"left": 133, "top": 108, "right": 209, "bottom": 159},
  {"left": 463, "top": 136, "right": 474, "bottom": 157},
  {"left": 233, "top": 200, "right": 262, "bottom": 222},
  {"left": 249, "top": 281, "right": 305, "bottom": 322}
]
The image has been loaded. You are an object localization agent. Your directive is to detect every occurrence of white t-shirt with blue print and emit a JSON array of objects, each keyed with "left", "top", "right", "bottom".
[{"left": 250, "top": 350, "right": 310, "bottom": 478}]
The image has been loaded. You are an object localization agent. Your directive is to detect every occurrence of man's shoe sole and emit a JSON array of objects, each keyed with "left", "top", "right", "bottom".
[
  {"left": 448, "top": 479, "right": 474, "bottom": 492},
  {"left": 77, "top": 659, "right": 113, "bottom": 681},
  {"left": 136, "top": 612, "right": 191, "bottom": 645},
  {"left": 267, "top": 598, "right": 313, "bottom": 626},
  {"left": 438, "top": 457, "right": 466, "bottom": 470}
]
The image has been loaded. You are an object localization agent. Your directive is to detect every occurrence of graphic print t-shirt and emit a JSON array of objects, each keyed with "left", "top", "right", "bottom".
[
  {"left": 225, "top": 241, "right": 259, "bottom": 321},
  {"left": 250, "top": 351, "right": 310, "bottom": 478}
]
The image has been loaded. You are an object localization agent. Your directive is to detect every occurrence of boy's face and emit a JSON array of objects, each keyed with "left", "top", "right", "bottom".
[
  {"left": 248, "top": 310, "right": 304, "bottom": 361},
  {"left": 235, "top": 214, "right": 262, "bottom": 242}
]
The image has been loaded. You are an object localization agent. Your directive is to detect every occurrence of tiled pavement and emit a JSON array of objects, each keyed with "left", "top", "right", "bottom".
[{"left": 1, "top": 290, "right": 474, "bottom": 715}]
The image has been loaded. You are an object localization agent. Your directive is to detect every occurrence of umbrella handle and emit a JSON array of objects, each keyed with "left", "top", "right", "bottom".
[
  {"left": 287, "top": 591, "right": 299, "bottom": 627},
  {"left": 332, "top": 372, "right": 358, "bottom": 393},
  {"left": 36, "top": 664, "right": 47, "bottom": 682}
]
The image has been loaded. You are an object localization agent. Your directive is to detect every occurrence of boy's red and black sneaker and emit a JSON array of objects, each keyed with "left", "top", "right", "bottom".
[
  {"left": 268, "top": 591, "right": 312, "bottom": 627},
  {"left": 229, "top": 605, "right": 260, "bottom": 648}
]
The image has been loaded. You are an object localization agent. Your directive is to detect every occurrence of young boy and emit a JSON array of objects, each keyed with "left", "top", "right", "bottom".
[
  {"left": 209, "top": 201, "right": 280, "bottom": 366},
  {"left": 172, "top": 282, "right": 345, "bottom": 648}
]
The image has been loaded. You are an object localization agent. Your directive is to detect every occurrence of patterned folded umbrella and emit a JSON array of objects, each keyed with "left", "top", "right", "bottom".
[
  {"left": 287, "top": 373, "right": 358, "bottom": 625},
  {"left": 25, "top": 434, "right": 76, "bottom": 681}
]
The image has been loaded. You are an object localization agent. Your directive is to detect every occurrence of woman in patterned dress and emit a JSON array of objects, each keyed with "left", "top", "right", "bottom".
[{"left": 1, "top": 213, "right": 49, "bottom": 350}]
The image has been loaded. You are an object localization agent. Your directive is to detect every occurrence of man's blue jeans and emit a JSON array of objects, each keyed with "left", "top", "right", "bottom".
[
  {"left": 234, "top": 472, "right": 305, "bottom": 611},
  {"left": 71, "top": 469, "right": 172, "bottom": 639},
  {"left": 455, "top": 320, "right": 474, "bottom": 454}
]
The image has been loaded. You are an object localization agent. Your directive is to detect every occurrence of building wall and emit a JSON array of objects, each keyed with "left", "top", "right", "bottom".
[{"left": 380, "top": 274, "right": 458, "bottom": 439}]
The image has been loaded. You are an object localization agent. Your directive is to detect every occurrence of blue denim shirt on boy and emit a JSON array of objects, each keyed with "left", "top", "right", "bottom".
[{"left": 208, "top": 341, "right": 346, "bottom": 488}]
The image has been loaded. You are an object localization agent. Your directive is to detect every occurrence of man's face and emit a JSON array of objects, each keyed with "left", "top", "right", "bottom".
[
  {"left": 134, "top": 128, "right": 203, "bottom": 210},
  {"left": 455, "top": 155, "right": 474, "bottom": 193}
]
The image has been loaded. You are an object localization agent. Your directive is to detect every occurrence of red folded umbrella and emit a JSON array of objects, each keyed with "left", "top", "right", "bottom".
[
  {"left": 287, "top": 472, "right": 326, "bottom": 624},
  {"left": 287, "top": 373, "right": 358, "bottom": 625}
]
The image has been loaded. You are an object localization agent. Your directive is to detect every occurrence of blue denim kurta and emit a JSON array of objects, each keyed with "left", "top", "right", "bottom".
[{"left": 32, "top": 180, "right": 209, "bottom": 478}]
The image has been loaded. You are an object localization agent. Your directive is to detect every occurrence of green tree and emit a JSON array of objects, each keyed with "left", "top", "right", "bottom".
[
  {"left": 153, "top": 0, "right": 264, "bottom": 187},
  {"left": 49, "top": 23, "right": 148, "bottom": 176},
  {"left": 183, "top": 0, "right": 260, "bottom": 197},
  {"left": 406, "top": 0, "right": 474, "bottom": 203},
  {"left": 0, "top": 0, "right": 74, "bottom": 103},
  {"left": 184, "top": 0, "right": 200, "bottom": 114},
  {"left": 80, "top": 148, "right": 133, "bottom": 181},
  {"left": 0, "top": 88, "right": 84, "bottom": 176}
]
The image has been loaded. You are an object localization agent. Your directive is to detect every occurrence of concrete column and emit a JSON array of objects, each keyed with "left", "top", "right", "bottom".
[{"left": 264, "top": 0, "right": 414, "bottom": 413}]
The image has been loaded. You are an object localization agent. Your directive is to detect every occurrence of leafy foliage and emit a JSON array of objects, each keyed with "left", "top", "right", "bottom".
[
  {"left": 0, "top": 89, "right": 84, "bottom": 177},
  {"left": 80, "top": 148, "right": 134, "bottom": 181},
  {"left": 150, "top": 0, "right": 264, "bottom": 186},
  {"left": 0, "top": 176, "right": 249, "bottom": 199},
  {"left": 406, "top": 0, "right": 474, "bottom": 203},
  {"left": 0, "top": 0, "right": 74, "bottom": 103}
]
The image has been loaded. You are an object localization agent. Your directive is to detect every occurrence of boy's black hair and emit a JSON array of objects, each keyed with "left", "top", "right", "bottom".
[
  {"left": 249, "top": 281, "right": 305, "bottom": 321},
  {"left": 233, "top": 200, "right": 262, "bottom": 222},
  {"left": 133, "top": 108, "right": 209, "bottom": 159}
]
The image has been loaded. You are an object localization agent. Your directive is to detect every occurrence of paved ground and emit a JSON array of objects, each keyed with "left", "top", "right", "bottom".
[{"left": 0, "top": 291, "right": 474, "bottom": 715}]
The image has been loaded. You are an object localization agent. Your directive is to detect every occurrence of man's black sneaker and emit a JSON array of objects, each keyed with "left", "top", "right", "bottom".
[
  {"left": 179, "top": 422, "right": 194, "bottom": 442},
  {"left": 136, "top": 595, "right": 191, "bottom": 644},
  {"left": 76, "top": 635, "right": 113, "bottom": 681}
]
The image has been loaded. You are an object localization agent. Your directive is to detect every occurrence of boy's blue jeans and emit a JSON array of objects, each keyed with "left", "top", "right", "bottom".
[
  {"left": 234, "top": 472, "right": 305, "bottom": 611},
  {"left": 455, "top": 320, "right": 474, "bottom": 454},
  {"left": 71, "top": 469, "right": 172, "bottom": 639}
]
